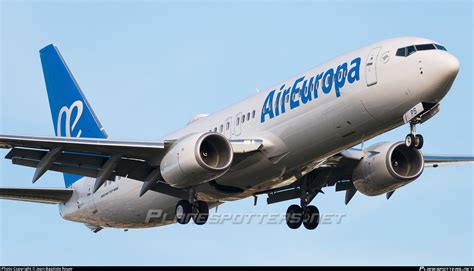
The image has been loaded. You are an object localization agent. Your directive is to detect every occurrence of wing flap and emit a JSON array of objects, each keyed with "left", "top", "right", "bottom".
[
  {"left": 8, "top": 147, "right": 154, "bottom": 182},
  {"left": 0, "top": 187, "right": 73, "bottom": 204}
]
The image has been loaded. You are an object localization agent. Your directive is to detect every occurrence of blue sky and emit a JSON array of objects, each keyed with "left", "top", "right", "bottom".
[{"left": 1, "top": 0, "right": 473, "bottom": 266}]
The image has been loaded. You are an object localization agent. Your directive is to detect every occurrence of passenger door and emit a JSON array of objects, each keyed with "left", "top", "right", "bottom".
[
  {"left": 365, "top": 47, "right": 381, "bottom": 86},
  {"left": 234, "top": 112, "right": 242, "bottom": 136},
  {"left": 224, "top": 116, "right": 233, "bottom": 138}
]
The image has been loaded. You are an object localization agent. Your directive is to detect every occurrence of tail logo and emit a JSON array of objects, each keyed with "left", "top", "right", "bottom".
[{"left": 57, "top": 100, "right": 83, "bottom": 137}]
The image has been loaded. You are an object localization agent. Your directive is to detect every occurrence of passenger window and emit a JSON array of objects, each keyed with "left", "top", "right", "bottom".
[
  {"left": 226, "top": 122, "right": 230, "bottom": 130},
  {"left": 214, "top": 127, "right": 217, "bottom": 132},
  {"left": 236, "top": 118, "right": 240, "bottom": 125},
  {"left": 247, "top": 112, "right": 250, "bottom": 121},
  {"left": 286, "top": 95, "right": 289, "bottom": 103},
  {"left": 241, "top": 115, "right": 245, "bottom": 124},
  {"left": 219, "top": 125, "right": 223, "bottom": 133},
  {"left": 252, "top": 110, "right": 256, "bottom": 118}
]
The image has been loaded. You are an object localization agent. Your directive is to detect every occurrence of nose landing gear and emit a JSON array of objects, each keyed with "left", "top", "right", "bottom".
[
  {"left": 405, "top": 123, "right": 424, "bottom": 149},
  {"left": 403, "top": 102, "right": 441, "bottom": 150}
]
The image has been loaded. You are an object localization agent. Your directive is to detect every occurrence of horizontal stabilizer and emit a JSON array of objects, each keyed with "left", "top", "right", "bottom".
[{"left": 0, "top": 187, "right": 73, "bottom": 204}]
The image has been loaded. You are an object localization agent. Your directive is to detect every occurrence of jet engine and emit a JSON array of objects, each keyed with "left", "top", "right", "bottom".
[
  {"left": 160, "top": 132, "right": 233, "bottom": 188},
  {"left": 352, "top": 142, "right": 424, "bottom": 196}
]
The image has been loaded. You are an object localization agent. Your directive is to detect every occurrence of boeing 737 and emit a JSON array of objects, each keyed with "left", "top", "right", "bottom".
[{"left": 1, "top": 37, "right": 473, "bottom": 232}]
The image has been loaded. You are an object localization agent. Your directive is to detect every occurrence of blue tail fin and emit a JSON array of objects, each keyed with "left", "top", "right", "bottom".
[{"left": 39, "top": 44, "right": 108, "bottom": 187}]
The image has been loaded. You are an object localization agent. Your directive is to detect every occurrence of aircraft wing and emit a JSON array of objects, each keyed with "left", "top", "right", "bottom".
[
  {"left": 0, "top": 134, "right": 167, "bottom": 161},
  {"left": 0, "top": 134, "right": 263, "bottom": 195},
  {"left": 258, "top": 149, "right": 474, "bottom": 206},
  {"left": 0, "top": 187, "right": 73, "bottom": 204},
  {"left": 423, "top": 155, "right": 474, "bottom": 167},
  {"left": 0, "top": 134, "right": 167, "bottom": 185},
  {"left": 336, "top": 149, "right": 474, "bottom": 168}
]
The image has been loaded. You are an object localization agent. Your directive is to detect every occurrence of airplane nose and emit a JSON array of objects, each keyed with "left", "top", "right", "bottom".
[
  {"left": 444, "top": 53, "right": 460, "bottom": 80},
  {"left": 420, "top": 52, "right": 461, "bottom": 103}
]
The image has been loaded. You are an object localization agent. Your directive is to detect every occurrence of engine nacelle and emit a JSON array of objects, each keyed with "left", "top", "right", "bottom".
[
  {"left": 352, "top": 142, "right": 424, "bottom": 196},
  {"left": 160, "top": 132, "right": 233, "bottom": 188}
]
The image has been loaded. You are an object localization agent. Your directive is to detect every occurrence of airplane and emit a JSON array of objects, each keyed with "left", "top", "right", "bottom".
[{"left": 0, "top": 36, "right": 473, "bottom": 232}]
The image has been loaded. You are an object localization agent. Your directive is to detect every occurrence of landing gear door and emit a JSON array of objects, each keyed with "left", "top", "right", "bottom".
[{"left": 365, "top": 47, "right": 381, "bottom": 86}]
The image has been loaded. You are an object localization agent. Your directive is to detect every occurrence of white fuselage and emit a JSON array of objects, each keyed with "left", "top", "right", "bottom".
[{"left": 59, "top": 37, "right": 460, "bottom": 228}]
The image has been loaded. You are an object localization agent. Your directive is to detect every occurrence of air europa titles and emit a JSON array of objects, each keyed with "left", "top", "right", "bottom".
[{"left": 261, "top": 57, "right": 361, "bottom": 123}]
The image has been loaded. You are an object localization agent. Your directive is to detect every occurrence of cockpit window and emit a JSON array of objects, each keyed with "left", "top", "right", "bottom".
[
  {"left": 395, "top": 43, "right": 446, "bottom": 57},
  {"left": 435, "top": 44, "right": 447, "bottom": 51},
  {"left": 395, "top": 47, "right": 406, "bottom": 57},
  {"left": 406, "top": 45, "right": 416, "bottom": 56},
  {"left": 415, "top": 43, "right": 436, "bottom": 51}
]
